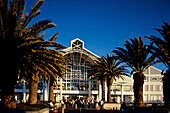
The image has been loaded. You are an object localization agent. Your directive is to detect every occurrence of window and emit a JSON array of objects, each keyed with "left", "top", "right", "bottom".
[
  {"left": 145, "top": 85, "right": 149, "bottom": 91},
  {"left": 150, "top": 76, "right": 160, "bottom": 82},
  {"left": 157, "top": 85, "right": 161, "bottom": 91},
  {"left": 150, "top": 85, "right": 154, "bottom": 91},
  {"left": 153, "top": 85, "right": 156, "bottom": 91},
  {"left": 145, "top": 77, "right": 149, "bottom": 82}
]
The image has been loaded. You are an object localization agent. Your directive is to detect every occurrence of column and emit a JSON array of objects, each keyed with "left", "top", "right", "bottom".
[
  {"left": 105, "top": 78, "right": 107, "bottom": 102},
  {"left": 43, "top": 81, "right": 48, "bottom": 101},
  {"left": 98, "top": 80, "right": 102, "bottom": 101},
  {"left": 22, "top": 79, "right": 26, "bottom": 103},
  {"left": 121, "top": 85, "right": 124, "bottom": 103},
  {"left": 88, "top": 78, "right": 91, "bottom": 97},
  {"left": 60, "top": 78, "right": 63, "bottom": 101}
]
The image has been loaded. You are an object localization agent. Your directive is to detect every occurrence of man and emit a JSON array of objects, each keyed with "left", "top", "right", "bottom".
[{"left": 49, "top": 100, "right": 54, "bottom": 113}]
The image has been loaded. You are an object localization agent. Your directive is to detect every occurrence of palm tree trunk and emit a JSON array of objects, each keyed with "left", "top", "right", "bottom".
[
  {"left": 49, "top": 79, "right": 55, "bottom": 102},
  {"left": 133, "top": 72, "right": 145, "bottom": 107},
  {"left": 101, "top": 79, "right": 105, "bottom": 100},
  {"left": 107, "top": 84, "right": 112, "bottom": 103},
  {"left": 28, "top": 72, "right": 40, "bottom": 105},
  {"left": 28, "top": 79, "right": 39, "bottom": 104},
  {"left": 163, "top": 70, "right": 170, "bottom": 108}
]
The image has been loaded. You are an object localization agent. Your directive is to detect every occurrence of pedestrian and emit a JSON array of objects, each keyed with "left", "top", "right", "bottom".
[
  {"left": 49, "top": 100, "right": 54, "bottom": 113},
  {"left": 66, "top": 99, "right": 69, "bottom": 108},
  {"left": 61, "top": 99, "right": 64, "bottom": 108},
  {"left": 99, "top": 99, "right": 104, "bottom": 110},
  {"left": 72, "top": 99, "right": 75, "bottom": 108},
  {"left": 82, "top": 99, "right": 85, "bottom": 108},
  {"left": 94, "top": 98, "right": 98, "bottom": 109},
  {"left": 89, "top": 100, "right": 92, "bottom": 109},
  {"left": 91, "top": 98, "right": 94, "bottom": 108},
  {"left": 85, "top": 99, "right": 88, "bottom": 109}
]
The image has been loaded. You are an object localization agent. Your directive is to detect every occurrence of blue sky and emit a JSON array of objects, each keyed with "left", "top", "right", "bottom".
[{"left": 26, "top": 0, "right": 170, "bottom": 70}]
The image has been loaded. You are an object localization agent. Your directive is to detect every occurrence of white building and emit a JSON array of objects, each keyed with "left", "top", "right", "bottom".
[
  {"left": 14, "top": 38, "right": 163, "bottom": 104},
  {"left": 143, "top": 66, "right": 164, "bottom": 103}
]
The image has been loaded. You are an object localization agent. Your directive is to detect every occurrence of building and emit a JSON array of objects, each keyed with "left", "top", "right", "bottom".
[
  {"left": 14, "top": 38, "right": 163, "bottom": 104},
  {"left": 143, "top": 66, "right": 164, "bottom": 103}
]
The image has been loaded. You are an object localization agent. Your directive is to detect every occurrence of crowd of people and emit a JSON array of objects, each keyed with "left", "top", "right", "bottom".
[{"left": 61, "top": 98, "right": 105, "bottom": 110}]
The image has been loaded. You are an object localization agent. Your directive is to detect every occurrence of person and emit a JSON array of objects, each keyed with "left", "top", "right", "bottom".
[
  {"left": 61, "top": 99, "right": 64, "bottom": 108},
  {"left": 50, "top": 100, "right": 54, "bottom": 106},
  {"left": 72, "top": 99, "right": 75, "bottom": 108},
  {"left": 89, "top": 100, "right": 92, "bottom": 109},
  {"left": 91, "top": 98, "right": 94, "bottom": 108},
  {"left": 49, "top": 100, "right": 54, "bottom": 113},
  {"left": 85, "top": 99, "right": 88, "bottom": 109},
  {"left": 65, "top": 99, "right": 69, "bottom": 108},
  {"left": 82, "top": 99, "right": 85, "bottom": 108},
  {"left": 99, "top": 99, "right": 104, "bottom": 110},
  {"left": 94, "top": 98, "right": 98, "bottom": 109}
]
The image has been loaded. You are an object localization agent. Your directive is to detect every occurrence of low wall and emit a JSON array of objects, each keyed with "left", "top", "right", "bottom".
[
  {"left": 24, "top": 108, "right": 49, "bottom": 113},
  {"left": 104, "top": 103, "right": 121, "bottom": 110}
]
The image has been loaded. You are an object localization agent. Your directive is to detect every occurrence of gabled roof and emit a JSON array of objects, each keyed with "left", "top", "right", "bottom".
[
  {"left": 63, "top": 38, "right": 99, "bottom": 60},
  {"left": 144, "top": 66, "right": 161, "bottom": 75}
]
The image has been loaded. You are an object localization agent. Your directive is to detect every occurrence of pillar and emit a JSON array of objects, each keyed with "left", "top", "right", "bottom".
[
  {"left": 60, "top": 78, "right": 63, "bottom": 101},
  {"left": 22, "top": 79, "right": 26, "bottom": 103},
  {"left": 43, "top": 81, "right": 48, "bottom": 101},
  {"left": 88, "top": 78, "right": 91, "bottom": 97},
  {"left": 121, "top": 85, "right": 124, "bottom": 103},
  {"left": 105, "top": 78, "right": 107, "bottom": 102},
  {"left": 98, "top": 80, "right": 102, "bottom": 101}
]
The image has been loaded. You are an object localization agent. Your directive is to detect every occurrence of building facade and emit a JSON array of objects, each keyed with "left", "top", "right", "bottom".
[
  {"left": 143, "top": 66, "right": 164, "bottom": 103},
  {"left": 14, "top": 38, "right": 163, "bottom": 104}
]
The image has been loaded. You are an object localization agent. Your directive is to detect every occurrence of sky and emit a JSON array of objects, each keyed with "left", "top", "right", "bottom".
[{"left": 26, "top": 0, "right": 170, "bottom": 71}]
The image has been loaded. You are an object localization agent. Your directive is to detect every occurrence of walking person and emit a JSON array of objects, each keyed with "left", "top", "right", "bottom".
[
  {"left": 85, "top": 99, "right": 88, "bottom": 109},
  {"left": 94, "top": 98, "right": 98, "bottom": 109},
  {"left": 72, "top": 99, "right": 75, "bottom": 108},
  {"left": 99, "top": 99, "right": 104, "bottom": 110},
  {"left": 49, "top": 100, "right": 54, "bottom": 113},
  {"left": 82, "top": 99, "right": 85, "bottom": 108},
  {"left": 89, "top": 100, "right": 92, "bottom": 109},
  {"left": 91, "top": 98, "right": 94, "bottom": 108}
]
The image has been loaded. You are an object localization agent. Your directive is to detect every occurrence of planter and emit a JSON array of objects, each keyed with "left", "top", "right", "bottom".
[
  {"left": 24, "top": 108, "right": 49, "bottom": 113},
  {"left": 128, "top": 108, "right": 170, "bottom": 113},
  {"left": 0, "top": 108, "right": 49, "bottom": 113},
  {"left": 104, "top": 103, "right": 121, "bottom": 110},
  {"left": 138, "top": 110, "right": 170, "bottom": 113}
]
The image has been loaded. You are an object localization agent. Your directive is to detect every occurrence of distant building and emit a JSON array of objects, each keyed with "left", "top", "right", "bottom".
[
  {"left": 143, "top": 66, "right": 164, "bottom": 103},
  {"left": 14, "top": 38, "right": 164, "bottom": 104}
]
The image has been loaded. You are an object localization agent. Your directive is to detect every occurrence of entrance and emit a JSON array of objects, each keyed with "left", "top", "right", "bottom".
[{"left": 111, "top": 95, "right": 121, "bottom": 103}]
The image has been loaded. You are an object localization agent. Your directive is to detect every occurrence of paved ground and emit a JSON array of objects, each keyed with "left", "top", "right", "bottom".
[{"left": 61, "top": 108, "right": 127, "bottom": 113}]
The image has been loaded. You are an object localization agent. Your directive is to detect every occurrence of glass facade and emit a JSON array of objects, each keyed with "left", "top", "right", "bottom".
[
  {"left": 55, "top": 52, "right": 98, "bottom": 91},
  {"left": 55, "top": 39, "right": 98, "bottom": 92}
]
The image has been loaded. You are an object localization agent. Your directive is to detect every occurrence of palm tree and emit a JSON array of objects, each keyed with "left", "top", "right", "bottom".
[
  {"left": 88, "top": 54, "right": 129, "bottom": 102},
  {"left": 88, "top": 62, "right": 106, "bottom": 100},
  {"left": 19, "top": 32, "right": 68, "bottom": 104},
  {"left": 113, "top": 37, "right": 157, "bottom": 107},
  {"left": 145, "top": 22, "right": 170, "bottom": 108},
  {"left": 0, "top": 0, "right": 66, "bottom": 107}
]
